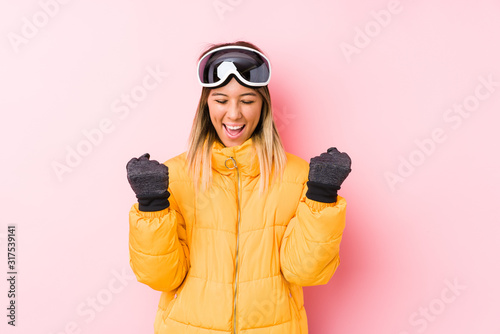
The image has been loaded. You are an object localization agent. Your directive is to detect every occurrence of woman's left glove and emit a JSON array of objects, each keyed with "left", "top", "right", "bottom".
[{"left": 306, "top": 147, "right": 352, "bottom": 203}]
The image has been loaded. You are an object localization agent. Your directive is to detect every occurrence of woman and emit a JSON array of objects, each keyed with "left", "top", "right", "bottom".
[{"left": 126, "top": 41, "right": 351, "bottom": 333}]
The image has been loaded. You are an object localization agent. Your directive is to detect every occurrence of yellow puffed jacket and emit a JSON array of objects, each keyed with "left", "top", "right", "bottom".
[{"left": 129, "top": 139, "right": 347, "bottom": 333}]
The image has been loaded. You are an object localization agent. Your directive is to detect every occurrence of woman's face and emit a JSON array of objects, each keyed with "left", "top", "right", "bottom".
[{"left": 207, "top": 77, "right": 263, "bottom": 147}]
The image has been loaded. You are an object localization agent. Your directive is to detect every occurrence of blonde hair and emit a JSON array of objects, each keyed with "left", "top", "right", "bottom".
[{"left": 187, "top": 41, "right": 287, "bottom": 192}]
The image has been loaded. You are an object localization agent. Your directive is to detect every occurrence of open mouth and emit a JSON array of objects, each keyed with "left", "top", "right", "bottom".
[{"left": 223, "top": 124, "right": 245, "bottom": 138}]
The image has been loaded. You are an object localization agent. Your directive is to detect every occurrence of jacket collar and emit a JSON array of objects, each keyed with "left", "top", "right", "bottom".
[{"left": 212, "top": 138, "right": 260, "bottom": 177}]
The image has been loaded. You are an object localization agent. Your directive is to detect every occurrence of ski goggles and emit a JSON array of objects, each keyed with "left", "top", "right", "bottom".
[{"left": 197, "top": 45, "right": 271, "bottom": 88}]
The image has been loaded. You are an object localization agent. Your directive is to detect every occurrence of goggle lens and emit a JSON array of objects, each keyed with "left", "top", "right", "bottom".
[{"left": 198, "top": 46, "right": 271, "bottom": 87}]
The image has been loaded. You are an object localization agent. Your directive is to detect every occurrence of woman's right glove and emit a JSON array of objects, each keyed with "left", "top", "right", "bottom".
[
  {"left": 306, "top": 147, "right": 352, "bottom": 203},
  {"left": 126, "top": 153, "right": 170, "bottom": 212}
]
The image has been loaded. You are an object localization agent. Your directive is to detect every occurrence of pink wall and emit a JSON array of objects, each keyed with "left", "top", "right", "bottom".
[{"left": 1, "top": 0, "right": 499, "bottom": 333}]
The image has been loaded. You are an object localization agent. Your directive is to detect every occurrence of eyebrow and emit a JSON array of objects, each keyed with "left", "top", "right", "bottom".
[{"left": 210, "top": 92, "right": 257, "bottom": 97}]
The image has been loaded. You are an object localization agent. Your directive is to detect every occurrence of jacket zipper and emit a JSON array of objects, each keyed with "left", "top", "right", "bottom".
[{"left": 225, "top": 157, "right": 241, "bottom": 334}]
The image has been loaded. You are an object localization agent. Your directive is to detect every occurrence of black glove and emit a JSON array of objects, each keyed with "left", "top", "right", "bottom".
[
  {"left": 126, "top": 153, "right": 170, "bottom": 212},
  {"left": 306, "top": 147, "right": 352, "bottom": 203}
]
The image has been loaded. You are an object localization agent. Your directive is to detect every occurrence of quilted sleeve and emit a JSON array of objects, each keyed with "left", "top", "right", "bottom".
[
  {"left": 280, "top": 183, "right": 346, "bottom": 287},
  {"left": 129, "top": 189, "right": 190, "bottom": 292}
]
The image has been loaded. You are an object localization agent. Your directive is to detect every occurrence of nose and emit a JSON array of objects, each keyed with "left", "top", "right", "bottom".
[{"left": 225, "top": 101, "right": 242, "bottom": 120}]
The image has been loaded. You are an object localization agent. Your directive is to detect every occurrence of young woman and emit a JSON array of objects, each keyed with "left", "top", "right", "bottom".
[{"left": 126, "top": 41, "right": 352, "bottom": 334}]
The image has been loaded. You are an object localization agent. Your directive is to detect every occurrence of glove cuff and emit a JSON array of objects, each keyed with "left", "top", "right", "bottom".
[
  {"left": 306, "top": 181, "right": 340, "bottom": 203},
  {"left": 137, "top": 191, "right": 171, "bottom": 212}
]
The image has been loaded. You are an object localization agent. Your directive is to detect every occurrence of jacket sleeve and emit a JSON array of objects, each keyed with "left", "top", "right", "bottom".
[
  {"left": 129, "top": 189, "right": 190, "bottom": 292},
  {"left": 280, "top": 183, "right": 346, "bottom": 287}
]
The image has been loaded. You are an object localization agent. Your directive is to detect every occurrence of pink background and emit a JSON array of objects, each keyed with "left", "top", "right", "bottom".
[{"left": 1, "top": 0, "right": 499, "bottom": 333}]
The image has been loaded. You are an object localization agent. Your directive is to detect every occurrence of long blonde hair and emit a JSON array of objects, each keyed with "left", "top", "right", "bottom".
[{"left": 187, "top": 41, "right": 287, "bottom": 192}]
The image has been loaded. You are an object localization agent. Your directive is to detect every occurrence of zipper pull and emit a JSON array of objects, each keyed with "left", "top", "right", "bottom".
[{"left": 225, "top": 157, "right": 238, "bottom": 170}]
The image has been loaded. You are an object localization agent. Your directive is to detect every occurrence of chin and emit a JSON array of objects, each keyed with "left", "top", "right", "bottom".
[{"left": 222, "top": 137, "right": 248, "bottom": 148}]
